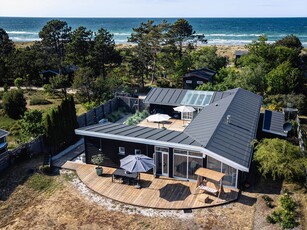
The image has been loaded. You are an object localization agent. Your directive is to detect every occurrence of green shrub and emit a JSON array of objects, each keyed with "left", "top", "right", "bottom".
[
  {"left": 105, "top": 107, "right": 129, "bottom": 122},
  {"left": 266, "top": 193, "right": 299, "bottom": 229},
  {"left": 263, "top": 94, "right": 307, "bottom": 115},
  {"left": 2, "top": 89, "right": 27, "bottom": 119},
  {"left": 29, "top": 98, "right": 52, "bottom": 105},
  {"left": 82, "top": 101, "right": 97, "bottom": 111},
  {"left": 43, "top": 84, "right": 54, "bottom": 95},
  {"left": 280, "top": 193, "right": 297, "bottom": 212},
  {"left": 124, "top": 110, "right": 149, "bottom": 126},
  {"left": 3, "top": 83, "right": 9, "bottom": 92},
  {"left": 267, "top": 210, "right": 281, "bottom": 224},
  {"left": 14, "top": 77, "right": 23, "bottom": 89},
  {"left": 262, "top": 195, "right": 275, "bottom": 208}
]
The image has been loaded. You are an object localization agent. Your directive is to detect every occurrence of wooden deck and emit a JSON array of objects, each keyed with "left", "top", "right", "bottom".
[
  {"left": 62, "top": 161, "right": 239, "bottom": 210},
  {"left": 137, "top": 118, "right": 186, "bottom": 132}
]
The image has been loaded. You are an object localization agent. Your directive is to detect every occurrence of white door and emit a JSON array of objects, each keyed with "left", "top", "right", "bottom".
[{"left": 155, "top": 151, "right": 168, "bottom": 176}]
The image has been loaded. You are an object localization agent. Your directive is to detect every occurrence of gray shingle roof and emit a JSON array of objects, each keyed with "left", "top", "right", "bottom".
[
  {"left": 183, "top": 68, "right": 216, "bottom": 82},
  {"left": 185, "top": 88, "right": 262, "bottom": 168},
  {"left": 76, "top": 87, "right": 262, "bottom": 171},
  {"left": 144, "top": 88, "right": 188, "bottom": 106},
  {"left": 0, "top": 129, "right": 9, "bottom": 138},
  {"left": 77, "top": 122, "right": 202, "bottom": 147},
  {"left": 262, "top": 110, "right": 287, "bottom": 137}
]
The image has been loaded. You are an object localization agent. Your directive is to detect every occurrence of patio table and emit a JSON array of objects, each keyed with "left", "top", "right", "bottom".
[{"left": 112, "top": 168, "right": 138, "bottom": 185}]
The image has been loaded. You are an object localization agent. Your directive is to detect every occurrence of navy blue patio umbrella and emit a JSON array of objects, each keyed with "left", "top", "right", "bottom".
[{"left": 120, "top": 154, "right": 155, "bottom": 188}]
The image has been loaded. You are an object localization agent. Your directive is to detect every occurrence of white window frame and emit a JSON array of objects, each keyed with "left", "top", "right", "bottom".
[
  {"left": 173, "top": 148, "right": 203, "bottom": 181},
  {"left": 182, "top": 111, "right": 193, "bottom": 121},
  {"left": 206, "top": 156, "right": 238, "bottom": 188},
  {"left": 154, "top": 146, "right": 169, "bottom": 176},
  {"left": 185, "top": 80, "right": 192, "bottom": 84},
  {"left": 196, "top": 80, "right": 204, "bottom": 84},
  {"left": 118, "top": 147, "right": 125, "bottom": 155}
]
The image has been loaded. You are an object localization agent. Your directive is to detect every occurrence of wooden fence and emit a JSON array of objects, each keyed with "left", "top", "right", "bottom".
[{"left": 296, "top": 116, "right": 305, "bottom": 152}]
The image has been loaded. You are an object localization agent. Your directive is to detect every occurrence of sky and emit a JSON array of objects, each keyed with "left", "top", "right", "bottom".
[{"left": 1, "top": 0, "right": 307, "bottom": 18}]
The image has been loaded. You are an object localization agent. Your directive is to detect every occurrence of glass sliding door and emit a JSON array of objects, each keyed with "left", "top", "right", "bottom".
[
  {"left": 207, "top": 156, "right": 238, "bottom": 188},
  {"left": 173, "top": 154, "right": 187, "bottom": 178},
  {"left": 187, "top": 157, "right": 203, "bottom": 180},
  {"left": 173, "top": 149, "right": 203, "bottom": 180},
  {"left": 222, "top": 164, "right": 237, "bottom": 187}
]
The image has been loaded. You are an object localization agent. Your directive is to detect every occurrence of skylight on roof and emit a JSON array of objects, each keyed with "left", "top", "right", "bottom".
[{"left": 181, "top": 90, "right": 214, "bottom": 107}]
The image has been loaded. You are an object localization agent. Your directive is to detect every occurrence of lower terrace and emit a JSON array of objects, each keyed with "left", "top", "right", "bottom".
[{"left": 62, "top": 161, "right": 239, "bottom": 210}]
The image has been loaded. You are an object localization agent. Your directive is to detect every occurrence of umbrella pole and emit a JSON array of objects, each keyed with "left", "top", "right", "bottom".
[{"left": 135, "top": 172, "right": 141, "bottom": 189}]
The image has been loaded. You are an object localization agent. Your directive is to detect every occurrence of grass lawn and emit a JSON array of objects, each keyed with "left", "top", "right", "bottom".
[{"left": 0, "top": 89, "right": 86, "bottom": 149}]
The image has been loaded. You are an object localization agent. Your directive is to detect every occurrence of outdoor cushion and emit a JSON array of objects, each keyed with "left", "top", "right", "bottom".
[{"left": 199, "top": 183, "right": 218, "bottom": 194}]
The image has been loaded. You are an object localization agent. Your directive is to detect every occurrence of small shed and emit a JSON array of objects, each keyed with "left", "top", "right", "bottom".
[
  {"left": 182, "top": 68, "right": 216, "bottom": 89},
  {"left": 262, "top": 110, "right": 288, "bottom": 137},
  {"left": 194, "top": 168, "right": 225, "bottom": 197},
  {"left": 235, "top": 50, "right": 249, "bottom": 64}
]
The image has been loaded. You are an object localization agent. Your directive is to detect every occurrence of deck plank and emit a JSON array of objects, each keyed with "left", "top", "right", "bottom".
[{"left": 63, "top": 161, "right": 239, "bottom": 210}]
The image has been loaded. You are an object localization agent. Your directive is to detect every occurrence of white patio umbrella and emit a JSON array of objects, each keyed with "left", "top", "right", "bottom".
[
  {"left": 173, "top": 106, "right": 195, "bottom": 125},
  {"left": 146, "top": 113, "right": 171, "bottom": 128},
  {"left": 120, "top": 154, "right": 155, "bottom": 188},
  {"left": 173, "top": 105, "right": 196, "bottom": 113}
]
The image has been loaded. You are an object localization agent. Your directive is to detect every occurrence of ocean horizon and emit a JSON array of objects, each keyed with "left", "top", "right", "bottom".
[{"left": 1, "top": 17, "right": 307, "bottom": 46}]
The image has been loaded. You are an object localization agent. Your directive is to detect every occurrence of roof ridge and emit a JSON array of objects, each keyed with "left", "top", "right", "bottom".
[{"left": 204, "top": 89, "right": 240, "bottom": 148}]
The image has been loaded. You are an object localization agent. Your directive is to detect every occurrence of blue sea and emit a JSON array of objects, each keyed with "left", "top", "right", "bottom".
[{"left": 0, "top": 17, "right": 307, "bottom": 46}]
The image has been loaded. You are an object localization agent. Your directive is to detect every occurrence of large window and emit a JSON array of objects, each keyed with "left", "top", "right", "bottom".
[
  {"left": 222, "top": 164, "right": 237, "bottom": 187},
  {"left": 207, "top": 156, "right": 237, "bottom": 187},
  {"left": 182, "top": 112, "right": 193, "bottom": 121},
  {"left": 173, "top": 149, "right": 203, "bottom": 180}
]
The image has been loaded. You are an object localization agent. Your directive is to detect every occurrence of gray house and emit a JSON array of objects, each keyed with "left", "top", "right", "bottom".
[
  {"left": 75, "top": 88, "right": 262, "bottom": 188},
  {"left": 182, "top": 68, "right": 216, "bottom": 89}
]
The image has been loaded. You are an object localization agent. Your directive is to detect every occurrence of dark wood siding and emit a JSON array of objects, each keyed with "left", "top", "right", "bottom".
[
  {"left": 182, "top": 76, "right": 209, "bottom": 90},
  {"left": 84, "top": 137, "right": 154, "bottom": 169}
]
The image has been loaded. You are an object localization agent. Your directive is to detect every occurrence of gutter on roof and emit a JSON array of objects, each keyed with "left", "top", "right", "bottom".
[
  {"left": 247, "top": 95, "right": 263, "bottom": 169},
  {"left": 262, "top": 129, "right": 288, "bottom": 137},
  {"left": 75, "top": 128, "right": 249, "bottom": 172},
  {"left": 0, "top": 130, "right": 10, "bottom": 139}
]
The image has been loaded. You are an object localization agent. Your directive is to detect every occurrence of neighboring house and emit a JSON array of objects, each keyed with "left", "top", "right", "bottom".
[
  {"left": 75, "top": 87, "right": 262, "bottom": 189},
  {"left": 182, "top": 68, "right": 216, "bottom": 90},
  {"left": 40, "top": 65, "right": 78, "bottom": 84},
  {"left": 235, "top": 50, "right": 249, "bottom": 64},
  {"left": 0, "top": 129, "right": 9, "bottom": 154}
]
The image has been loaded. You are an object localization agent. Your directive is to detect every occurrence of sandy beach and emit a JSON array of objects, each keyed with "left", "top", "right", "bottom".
[{"left": 14, "top": 42, "right": 247, "bottom": 62}]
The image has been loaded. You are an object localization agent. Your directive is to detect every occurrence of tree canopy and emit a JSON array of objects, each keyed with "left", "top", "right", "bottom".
[
  {"left": 39, "top": 20, "right": 71, "bottom": 73},
  {"left": 2, "top": 89, "right": 27, "bottom": 119},
  {"left": 254, "top": 138, "right": 307, "bottom": 181}
]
